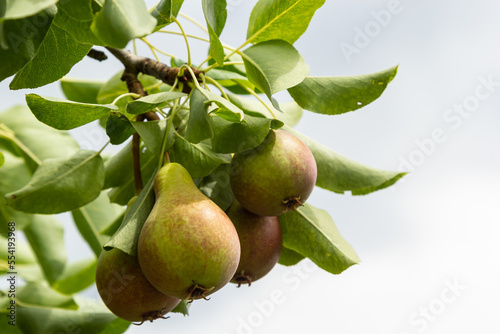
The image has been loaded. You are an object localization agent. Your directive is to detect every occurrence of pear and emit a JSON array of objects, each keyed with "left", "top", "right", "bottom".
[
  {"left": 230, "top": 130, "right": 317, "bottom": 216},
  {"left": 138, "top": 163, "right": 241, "bottom": 300},
  {"left": 95, "top": 248, "right": 180, "bottom": 323},
  {"left": 227, "top": 200, "right": 282, "bottom": 286}
]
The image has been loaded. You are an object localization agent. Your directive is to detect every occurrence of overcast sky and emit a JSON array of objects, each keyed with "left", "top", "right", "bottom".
[{"left": 2, "top": 1, "right": 500, "bottom": 333}]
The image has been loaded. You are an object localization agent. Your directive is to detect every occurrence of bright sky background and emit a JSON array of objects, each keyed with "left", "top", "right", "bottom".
[{"left": 1, "top": 1, "right": 500, "bottom": 333}]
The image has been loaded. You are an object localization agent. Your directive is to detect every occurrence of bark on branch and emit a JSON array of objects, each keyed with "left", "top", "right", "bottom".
[{"left": 105, "top": 47, "right": 202, "bottom": 94}]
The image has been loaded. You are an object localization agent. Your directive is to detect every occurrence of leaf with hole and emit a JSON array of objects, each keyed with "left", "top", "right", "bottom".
[{"left": 288, "top": 66, "right": 398, "bottom": 115}]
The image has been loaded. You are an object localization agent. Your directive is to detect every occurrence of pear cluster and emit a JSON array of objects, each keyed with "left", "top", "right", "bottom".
[{"left": 95, "top": 129, "right": 317, "bottom": 324}]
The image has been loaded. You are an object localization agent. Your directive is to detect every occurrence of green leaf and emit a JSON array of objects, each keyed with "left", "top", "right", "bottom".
[
  {"left": 60, "top": 77, "right": 106, "bottom": 104},
  {"left": 108, "top": 160, "right": 157, "bottom": 206},
  {"left": 55, "top": 0, "right": 104, "bottom": 45},
  {"left": 0, "top": 0, "right": 56, "bottom": 21},
  {"left": 228, "top": 94, "right": 303, "bottom": 127},
  {"left": 247, "top": 0, "right": 325, "bottom": 44},
  {"left": 279, "top": 203, "right": 359, "bottom": 274},
  {"left": 0, "top": 152, "right": 32, "bottom": 235},
  {"left": 284, "top": 126, "right": 406, "bottom": 195},
  {"left": 5, "top": 150, "right": 105, "bottom": 214},
  {"left": 242, "top": 40, "right": 308, "bottom": 107},
  {"left": 205, "top": 90, "right": 245, "bottom": 123},
  {"left": 196, "top": 164, "right": 234, "bottom": 211},
  {"left": 9, "top": 10, "right": 92, "bottom": 90},
  {"left": 26, "top": 94, "right": 117, "bottom": 130},
  {"left": 0, "top": 152, "right": 3, "bottom": 167},
  {"left": 206, "top": 68, "right": 248, "bottom": 83},
  {"left": 171, "top": 300, "right": 190, "bottom": 316},
  {"left": 0, "top": 7, "right": 55, "bottom": 82},
  {"left": 100, "top": 211, "right": 124, "bottom": 236},
  {"left": 52, "top": 258, "right": 97, "bottom": 295},
  {"left": 278, "top": 246, "right": 305, "bottom": 266},
  {"left": 23, "top": 215, "right": 67, "bottom": 284},
  {"left": 288, "top": 66, "right": 398, "bottom": 115},
  {"left": 152, "top": 0, "right": 184, "bottom": 29},
  {"left": 91, "top": 0, "right": 157, "bottom": 48},
  {"left": 104, "top": 170, "right": 156, "bottom": 255},
  {"left": 0, "top": 234, "right": 36, "bottom": 265},
  {"left": 207, "top": 51, "right": 246, "bottom": 76},
  {"left": 209, "top": 114, "right": 276, "bottom": 153},
  {"left": 202, "top": 0, "right": 227, "bottom": 65},
  {"left": 17, "top": 297, "right": 124, "bottom": 334},
  {"left": 72, "top": 192, "right": 124, "bottom": 257},
  {"left": 186, "top": 88, "right": 214, "bottom": 144},
  {"left": 170, "top": 133, "right": 231, "bottom": 178},
  {"left": 17, "top": 282, "right": 78, "bottom": 310},
  {"left": 132, "top": 119, "right": 176, "bottom": 156},
  {"left": 99, "top": 317, "right": 132, "bottom": 334},
  {"left": 97, "top": 72, "right": 162, "bottom": 105},
  {"left": 0, "top": 106, "right": 79, "bottom": 173},
  {"left": 106, "top": 112, "right": 136, "bottom": 145},
  {"left": 126, "top": 91, "right": 186, "bottom": 114}
]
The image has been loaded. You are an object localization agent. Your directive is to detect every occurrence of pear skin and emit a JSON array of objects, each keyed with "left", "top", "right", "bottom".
[
  {"left": 227, "top": 200, "right": 282, "bottom": 286},
  {"left": 95, "top": 248, "right": 180, "bottom": 323},
  {"left": 230, "top": 130, "right": 317, "bottom": 216},
  {"left": 138, "top": 163, "right": 241, "bottom": 300}
]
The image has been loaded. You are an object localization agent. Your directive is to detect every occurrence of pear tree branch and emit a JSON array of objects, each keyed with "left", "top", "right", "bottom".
[{"left": 105, "top": 47, "right": 203, "bottom": 94}]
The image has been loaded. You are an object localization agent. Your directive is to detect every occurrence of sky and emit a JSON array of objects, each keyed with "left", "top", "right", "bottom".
[{"left": 1, "top": 0, "right": 500, "bottom": 333}]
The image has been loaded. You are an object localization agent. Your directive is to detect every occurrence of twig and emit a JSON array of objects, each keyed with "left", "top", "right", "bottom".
[
  {"left": 105, "top": 47, "right": 202, "bottom": 94},
  {"left": 87, "top": 48, "right": 108, "bottom": 61}
]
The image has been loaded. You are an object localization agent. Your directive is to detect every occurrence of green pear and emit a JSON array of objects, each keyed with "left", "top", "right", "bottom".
[
  {"left": 230, "top": 130, "right": 317, "bottom": 216},
  {"left": 227, "top": 200, "right": 282, "bottom": 286},
  {"left": 138, "top": 163, "right": 241, "bottom": 300},
  {"left": 95, "top": 248, "right": 180, "bottom": 323}
]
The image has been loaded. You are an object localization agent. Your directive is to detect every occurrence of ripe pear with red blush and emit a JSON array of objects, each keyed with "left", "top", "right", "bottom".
[
  {"left": 138, "top": 163, "right": 241, "bottom": 300},
  {"left": 230, "top": 130, "right": 317, "bottom": 217},
  {"left": 95, "top": 248, "right": 180, "bottom": 323},
  {"left": 227, "top": 200, "right": 282, "bottom": 286}
]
